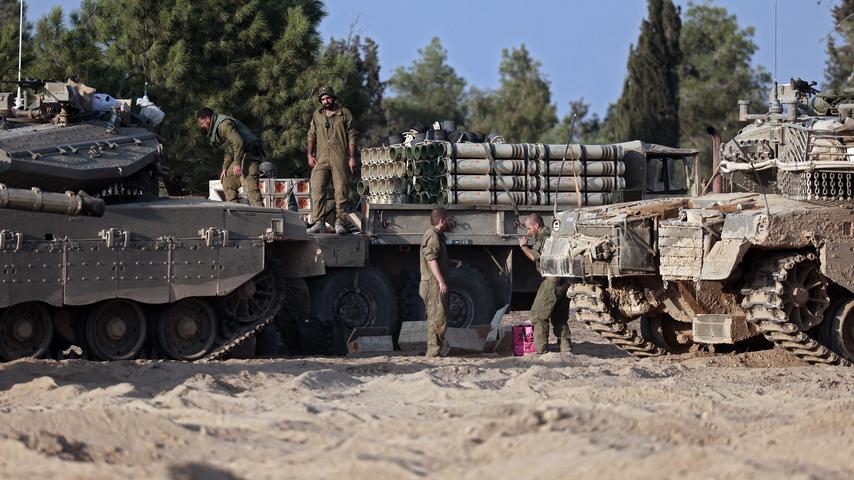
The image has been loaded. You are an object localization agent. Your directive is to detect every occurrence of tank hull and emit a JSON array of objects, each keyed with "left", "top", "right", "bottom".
[{"left": 0, "top": 199, "right": 323, "bottom": 362}]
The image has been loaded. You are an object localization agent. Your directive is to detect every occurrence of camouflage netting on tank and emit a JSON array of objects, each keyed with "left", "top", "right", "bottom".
[{"left": 359, "top": 141, "right": 626, "bottom": 207}]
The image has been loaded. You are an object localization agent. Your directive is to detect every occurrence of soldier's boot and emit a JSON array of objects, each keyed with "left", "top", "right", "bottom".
[
  {"left": 307, "top": 222, "right": 325, "bottom": 234},
  {"left": 335, "top": 221, "right": 348, "bottom": 235}
]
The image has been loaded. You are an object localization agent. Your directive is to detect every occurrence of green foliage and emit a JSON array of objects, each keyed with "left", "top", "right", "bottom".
[
  {"left": 609, "top": 0, "right": 682, "bottom": 147},
  {"left": 18, "top": 0, "right": 364, "bottom": 193},
  {"left": 92, "top": 0, "right": 344, "bottom": 187},
  {"left": 328, "top": 34, "right": 386, "bottom": 147},
  {"left": 467, "top": 45, "right": 557, "bottom": 143},
  {"left": 0, "top": 0, "right": 32, "bottom": 85},
  {"left": 385, "top": 37, "right": 467, "bottom": 135},
  {"left": 27, "top": 1, "right": 122, "bottom": 89},
  {"left": 825, "top": 0, "right": 854, "bottom": 90},
  {"left": 679, "top": 1, "right": 770, "bottom": 181},
  {"left": 542, "top": 98, "right": 606, "bottom": 145}
]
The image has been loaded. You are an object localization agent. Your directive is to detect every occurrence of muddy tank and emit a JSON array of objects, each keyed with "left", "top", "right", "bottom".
[
  {"left": 541, "top": 79, "right": 854, "bottom": 366},
  {"left": 0, "top": 82, "right": 323, "bottom": 362}
]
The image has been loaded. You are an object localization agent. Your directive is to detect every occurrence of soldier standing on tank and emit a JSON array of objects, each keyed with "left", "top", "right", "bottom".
[
  {"left": 196, "top": 107, "right": 263, "bottom": 207},
  {"left": 519, "top": 213, "right": 572, "bottom": 354},
  {"left": 306, "top": 86, "right": 358, "bottom": 234},
  {"left": 420, "top": 207, "right": 454, "bottom": 357}
]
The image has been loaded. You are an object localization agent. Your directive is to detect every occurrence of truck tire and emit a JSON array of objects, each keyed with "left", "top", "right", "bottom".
[
  {"left": 398, "top": 264, "right": 496, "bottom": 328},
  {"left": 448, "top": 263, "right": 495, "bottom": 328},
  {"left": 255, "top": 324, "right": 280, "bottom": 357},
  {"left": 311, "top": 267, "right": 398, "bottom": 354},
  {"left": 398, "top": 271, "right": 425, "bottom": 323}
]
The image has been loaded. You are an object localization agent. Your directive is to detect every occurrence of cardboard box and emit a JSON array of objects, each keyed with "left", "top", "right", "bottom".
[{"left": 347, "top": 327, "right": 393, "bottom": 354}]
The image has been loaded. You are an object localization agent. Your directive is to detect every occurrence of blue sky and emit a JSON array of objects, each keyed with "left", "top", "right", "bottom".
[{"left": 31, "top": 0, "right": 840, "bottom": 117}]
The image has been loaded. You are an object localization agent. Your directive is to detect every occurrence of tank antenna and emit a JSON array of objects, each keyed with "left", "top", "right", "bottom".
[
  {"left": 13, "top": 0, "right": 23, "bottom": 109},
  {"left": 773, "top": 0, "right": 778, "bottom": 81}
]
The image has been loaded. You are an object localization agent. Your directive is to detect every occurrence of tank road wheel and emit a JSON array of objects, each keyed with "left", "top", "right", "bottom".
[
  {"left": 218, "top": 266, "right": 280, "bottom": 324},
  {"left": 640, "top": 315, "right": 694, "bottom": 354},
  {"left": 84, "top": 300, "right": 147, "bottom": 361},
  {"left": 820, "top": 297, "right": 854, "bottom": 363},
  {"left": 741, "top": 252, "right": 845, "bottom": 366},
  {"left": 157, "top": 299, "right": 218, "bottom": 361},
  {"left": 0, "top": 303, "right": 54, "bottom": 361},
  {"left": 447, "top": 263, "right": 495, "bottom": 328}
]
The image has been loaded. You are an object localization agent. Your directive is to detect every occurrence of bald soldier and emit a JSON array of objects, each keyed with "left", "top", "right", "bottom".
[
  {"left": 420, "top": 208, "right": 454, "bottom": 357},
  {"left": 519, "top": 213, "right": 572, "bottom": 354},
  {"left": 196, "top": 107, "right": 263, "bottom": 207}
]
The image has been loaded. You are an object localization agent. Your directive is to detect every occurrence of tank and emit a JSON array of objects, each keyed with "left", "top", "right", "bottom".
[
  {"left": 541, "top": 78, "right": 854, "bottom": 366},
  {"left": 0, "top": 81, "right": 323, "bottom": 362}
]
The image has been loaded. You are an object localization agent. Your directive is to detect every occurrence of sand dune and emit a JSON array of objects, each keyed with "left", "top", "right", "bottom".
[{"left": 1, "top": 320, "right": 852, "bottom": 479}]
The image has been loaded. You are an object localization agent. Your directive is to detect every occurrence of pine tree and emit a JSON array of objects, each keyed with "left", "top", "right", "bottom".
[
  {"left": 0, "top": 0, "right": 32, "bottom": 86},
  {"left": 542, "top": 98, "right": 605, "bottom": 144},
  {"left": 825, "top": 0, "right": 854, "bottom": 89},
  {"left": 27, "top": 1, "right": 120, "bottom": 88},
  {"left": 679, "top": 1, "right": 770, "bottom": 179},
  {"left": 75, "top": 0, "right": 359, "bottom": 191},
  {"left": 467, "top": 45, "right": 557, "bottom": 143},
  {"left": 328, "top": 34, "right": 386, "bottom": 147},
  {"left": 384, "top": 37, "right": 467, "bottom": 135},
  {"left": 609, "top": 0, "right": 682, "bottom": 147}
]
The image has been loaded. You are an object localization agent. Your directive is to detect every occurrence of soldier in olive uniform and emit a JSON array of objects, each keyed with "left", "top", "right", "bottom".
[
  {"left": 420, "top": 208, "right": 454, "bottom": 357},
  {"left": 196, "top": 107, "right": 263, "bottom": 207},
  {"left": 307, "top": 86, "right": 358, "bottom": 234},
  {"left": 519, "top": 213, "right": 572, "bottom": 354}
]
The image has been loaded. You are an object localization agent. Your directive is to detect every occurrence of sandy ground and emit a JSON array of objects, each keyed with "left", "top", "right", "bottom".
[{"left": 1, "top": 315, "right": 853, "bottom": 480}]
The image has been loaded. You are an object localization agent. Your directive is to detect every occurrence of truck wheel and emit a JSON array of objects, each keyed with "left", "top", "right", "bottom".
[
  {"left": 255, "top": 324, "right": 281, "bottom": 357},
  {"left": 447, "top": 263, "right": 495, "bottom": 328},
  {"left": 312, "top": 268, "right": 398, "bottom": 353},
  {"left": 398, "top": 271, "right": 425, "bottom": 323}
]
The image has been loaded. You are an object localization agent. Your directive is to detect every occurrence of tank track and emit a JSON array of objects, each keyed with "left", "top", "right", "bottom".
[
  {"left": 567, "top": 283, "right": 665, "bottom": 358},
  {"left": 202, "top": 255, "right": 290, "bottom": 362},
  {"left": 201, "top": 313, "right": 278, "bottom": 362},
  {"left": 741, "top": 252, "right": 850, "bottom": 366}
]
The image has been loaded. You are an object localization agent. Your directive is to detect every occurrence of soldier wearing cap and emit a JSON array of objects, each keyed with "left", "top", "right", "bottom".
[
  {"left": 307, "top": 86, "right": 358, "bottom": 234},
  {"left": 196, "top": 107, "right": 263, "bottom": 207},
  {"left": 519, "top": 213, "right": 572, "bottom": 354}
]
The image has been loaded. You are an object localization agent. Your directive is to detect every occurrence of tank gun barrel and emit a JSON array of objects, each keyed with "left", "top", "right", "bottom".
[{"left": 0, "top": 184, "right": 105, "bottom": 217}]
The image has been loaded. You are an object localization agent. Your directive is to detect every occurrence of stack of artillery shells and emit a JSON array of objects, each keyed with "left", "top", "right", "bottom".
[
  {"left": 360, "top": 141, "right": 627, "bottom": 207},
  {"left": 359, "top": 145, "right": 410, "bottom": 205}
]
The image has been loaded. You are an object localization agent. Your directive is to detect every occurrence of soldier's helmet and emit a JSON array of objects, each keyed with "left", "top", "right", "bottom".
[
  {"left": 258, "top": 161, "right": 277, "bottom": 178},
  {"left": 317, "top": 86, "right": 337, "bottom": 101}
]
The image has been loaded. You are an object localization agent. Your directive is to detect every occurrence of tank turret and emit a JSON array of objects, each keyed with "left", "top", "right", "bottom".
[
  {"left": 719, "top": 78, "right": 854, "bottom": 200},
  {"left": 540, "top": 79, "right": 854, "bottom": 367},
  {"left": 0, "top": 80, "right": 163, "bottom": 202}
]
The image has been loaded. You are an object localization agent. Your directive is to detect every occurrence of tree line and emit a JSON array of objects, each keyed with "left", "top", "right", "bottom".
[{"left": 0, "top": 0, "right": 851, "bottom": 194}]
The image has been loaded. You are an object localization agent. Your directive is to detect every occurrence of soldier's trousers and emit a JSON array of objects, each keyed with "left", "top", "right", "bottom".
[
  {"left": 222, "top": 160, "right": 262, "bottom": 207},
  {"left": 310, "top": 158, "right": 350, "bottom": 225},
  {"left": 530, "top": 276, "right": 571, "bottom": 353},
  {"left": 419, "top": 280, "right": 449, "bottom": 357}
]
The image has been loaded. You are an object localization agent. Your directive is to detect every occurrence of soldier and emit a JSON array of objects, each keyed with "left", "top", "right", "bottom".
[
  {"left": 196, "top": 107, "right": 263, "bottom": 207},
  {"left": 307, "top": 86, "right": 358, "bottom": 234},
  {"left": 519, "top": 213, "right": 572, "bottom": 354},
  {"left": 420, "top": 207, "right": 454, "bottom": 357}
]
